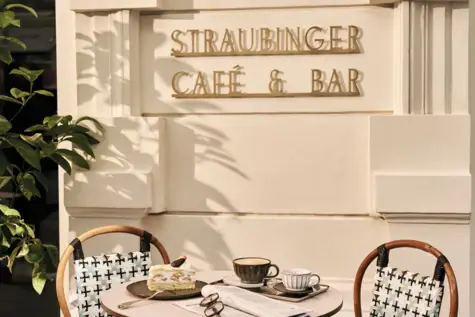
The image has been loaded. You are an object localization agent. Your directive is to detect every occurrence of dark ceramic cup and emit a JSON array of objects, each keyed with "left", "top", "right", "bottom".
[{"left": 233, "top": 257, "right": 280, "bottom": 284}]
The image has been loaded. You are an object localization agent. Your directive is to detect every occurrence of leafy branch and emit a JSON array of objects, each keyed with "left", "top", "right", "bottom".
[{"left": 0, "top": 2, "right": 103, "bottom": 294}]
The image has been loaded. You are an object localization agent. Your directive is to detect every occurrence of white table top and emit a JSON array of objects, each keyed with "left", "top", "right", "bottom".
[{"left": 100, "top": 271, "right": 343, "bottom": 317}]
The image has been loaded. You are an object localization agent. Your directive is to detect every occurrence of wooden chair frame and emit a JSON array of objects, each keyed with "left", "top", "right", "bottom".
[
  {"left": 56, "top": 225, "right": 170, "bottom": 317},
  {"left": 353, "top": 239, "right": 458, "bottom": 317}
]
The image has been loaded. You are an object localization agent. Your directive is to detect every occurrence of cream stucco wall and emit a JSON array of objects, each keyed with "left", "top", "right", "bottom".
[{"left": 56, "top": 0, "right": 473, "bottom": 316}]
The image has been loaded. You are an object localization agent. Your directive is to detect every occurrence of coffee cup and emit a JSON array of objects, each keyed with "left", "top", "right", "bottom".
[
  {"left": 282, "top": 268, "right": 320, "bottom": 291},
  {"left": 233, "top": 257, "right": 280, "bottom": 284}
]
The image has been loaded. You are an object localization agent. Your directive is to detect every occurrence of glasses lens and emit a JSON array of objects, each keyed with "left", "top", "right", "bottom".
[
  {"left": 200, "top": 293, "right": 219, "bottom": 307},
  {"left": 204, "top": 301, "right": 224, "bottom": 317}
]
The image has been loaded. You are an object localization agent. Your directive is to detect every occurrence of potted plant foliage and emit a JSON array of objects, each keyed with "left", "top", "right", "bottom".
[{"left": 0, "top": 2, "right": 102, "bottom": 294}]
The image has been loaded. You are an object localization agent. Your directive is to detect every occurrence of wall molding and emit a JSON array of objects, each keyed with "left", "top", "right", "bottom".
[
  {"left": 372, "top": 0, "right": 467, "bottom": 4},
  {"left": 65, "top": 207, "right": 150, "bottom": 219},
  {"left": 70, "top": 0, "right": 468, "bottom": 13},
  {"left": 391, "top": 1, "right": 468, "bottom": 114},
  {"left": 64, "top": 171, "right": 159, "bottom": 218},
  {"left": 70, "top": 0, "right": 393, "bottom": 13},
  {"left": 71, "top": 0, "right": 160, "bottom": 12},
  {"left": 71, "top": 1, "right": 378, "bottom": 12},
  {"left": 75, "top": 10, "right": 141, "bottom": 116},
  {"left": 373, "top": 173, "right": 471, "bottom": 220},
  {"left": 406, "top": 1, "right": 467, "bottom": 114},
  {"left": 378, "top": 212, "right": 470, "bottom": 224},
  {"left": 393, "top": 1, "right": 411, "bottom": 114}
]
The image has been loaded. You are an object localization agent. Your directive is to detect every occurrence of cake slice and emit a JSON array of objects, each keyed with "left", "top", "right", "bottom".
[{"left": 147, "top": 257, "right": 196, "bottom": 291}]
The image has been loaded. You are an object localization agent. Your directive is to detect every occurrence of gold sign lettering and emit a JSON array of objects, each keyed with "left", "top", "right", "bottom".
[
  {"left": 170, "top": 25, "right": 362, "bottom": 57},
  {"left": 171, "top": 68, "right": 362, "bottom": 99},
  {"left": 169, "top": 24, "right": 364, "bottom": 99}
]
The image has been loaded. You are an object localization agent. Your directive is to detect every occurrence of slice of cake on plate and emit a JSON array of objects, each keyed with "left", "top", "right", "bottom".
[{"left": 147, "top": 256, "right": 197, "bottom": 291}]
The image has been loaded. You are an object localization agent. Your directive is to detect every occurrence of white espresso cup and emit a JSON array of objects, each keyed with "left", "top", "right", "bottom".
[{"left": 282, "top": 268, "right": 320, "bottom": 291}]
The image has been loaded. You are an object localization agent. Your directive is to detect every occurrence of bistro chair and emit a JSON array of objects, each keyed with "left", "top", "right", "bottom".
[
  {"left": 56, "top": 225, "right": 170, "bottom": 317},
  {"left": 354, "top": 240, "right": 458, "bottom": 317}
]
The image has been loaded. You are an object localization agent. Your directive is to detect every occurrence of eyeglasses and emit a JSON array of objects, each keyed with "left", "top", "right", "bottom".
[{"left": 199, "top": 292, "right": 224, "bottom": 317}]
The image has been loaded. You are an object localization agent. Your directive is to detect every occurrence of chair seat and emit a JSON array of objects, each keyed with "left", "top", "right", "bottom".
[
  {"left": 74, "top": 252, "right": 151, "bottom": 317},
  {"left": 354, "top": 240, "right": 458, "bottom": 317},
  {"left": 56, "top": 225, "right": 170, "bottom": 317},
  {"left": 370, "top": 266, "right": 443, "bottom": 317}
]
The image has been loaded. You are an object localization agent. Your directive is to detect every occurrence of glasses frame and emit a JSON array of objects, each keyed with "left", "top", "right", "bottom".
[{"left": 200, "top": 292, "right": 224, "bottom": 317}]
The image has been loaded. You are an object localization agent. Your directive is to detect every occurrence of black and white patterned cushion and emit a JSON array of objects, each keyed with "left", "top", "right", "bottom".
[
  {"left": 73, "top": 252, "right": 151, "bottom": 317},
  {"left": 370, "top": 266, "right": 444, "bottom": 317}
]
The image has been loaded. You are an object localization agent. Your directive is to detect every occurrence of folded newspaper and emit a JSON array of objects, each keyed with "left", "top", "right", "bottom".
[{"left": 175, "top": 285, "right": 313, "bottom": 317}]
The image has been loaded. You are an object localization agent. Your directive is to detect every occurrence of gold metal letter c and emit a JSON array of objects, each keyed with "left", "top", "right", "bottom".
[{"left": 171, "top": 71, "right": 191, "bottom": 95}]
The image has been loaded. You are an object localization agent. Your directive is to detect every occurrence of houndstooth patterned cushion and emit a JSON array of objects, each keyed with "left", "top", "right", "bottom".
[
  {"left": 73, "top": 252, "right": 151, "bottom": 317},
  {"left": 370, "top": 266, "right": 444, "bottom": 317}
]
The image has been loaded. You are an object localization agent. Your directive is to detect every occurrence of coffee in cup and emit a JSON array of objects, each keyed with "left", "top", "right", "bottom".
[
  {"left": 282, "top": 268, "right": 320, "bottom": 291},
  {"left": 233, "top": 257, "right": 280, "bottom": 284}
]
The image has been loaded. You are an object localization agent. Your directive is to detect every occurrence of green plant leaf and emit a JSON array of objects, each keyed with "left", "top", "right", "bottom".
[
  {"left": 0, "top": 204, "right": 20, "bottom": 217},
  {"left": 0, "top": 94, "right": 21, "bottom": 105},
  {"left": 32, "top": 264, "right": 47, "bottom": 294},
  {"left": 17, "top": 172, "right": 41, "bottom": 200},
  {"left": 48, "top": 123, "right": 89, "bottom": 138},
  {"left": 6, "top": 163, "right": 20, "bottom": 175},
  {"left": 10, "top": 68, "right": 29, "bottom": 82},
  {"left": 85, "top": 133, "right": 100, "bottom": 145},
  {"left": 43, "top": 115, "right": 62, "bottom": 129},
  {"left": 17, "top": 242, "right": 29, "bottom": 257},
  {"left": 1, "top": 234, "right": 10, "bottom": 247},
  {"left": 72, "top": 125, "right": 90, "bottom": 134},
  {"left": 64, "top": 136, "right": 95, "bottom": 158},
  {"left": 1, "top": 136, "right": 41, "bottom": 170},
  {"left": 5, "top": 4, "right": 38, "bottom": 18},
  {"left": 25, "top": 243, "right": 44, "bottom": 263},
  {"left": 43, "top": 244, "right": 58, "bottom": 268},
  {"left": 23, "top": 223, "right": 35, "bottom": 238},
  {"left": 20, "top": 67, "right": 43, "bottom": 82},
  {"left": 10, "top": 88, "right": 29, "bottom": 100},
  {"left": 0, "top": 176, "right": 11, "bottom": 190},
  {"left": 0, "top": 10, "right": 15, "bottom": 28},
  {"left": 6, "top": 223, "right": 16, "bottom": 235},
  {"left": 0, "top": 47, "right": 12, "bottom": 65},
  {"left": 50, "top": 153, "right": 72, "bottom": 175},
  {"left": 15, "top": 225, "right": 24, "bottom": 235},
  {"left": 0, "top": 36, "right": 26, "bottom": 50},
  {"left": 45, "top": 115, "right": 72, "bottom": 129},
  {"left": 11, "top": 67, "right": 43, "bottom": 82},
  {"left": 34, "top": 90, "right": 54, "bottom": 97},
  {"left": 10, "top": 19, "right": 20, "bottom": 27},
  {"left": 65, "top": 131, "right": 100, "bottom": 146},
  {"left": 30, "top": 170, "right": 49, "bottom": 192},
  {"left": 0, "top": 114, "right": 11, "bottom": 132},
  {"left": 7, "top": 244, "right": 20, "bottom": 271},
  {"left": 24, "top": 124, "right": 47, "bottom": 132},
  {"left": 37, "top": 140, "right": 56, "bottom": 158},
  {"left": 56, "top": 149, "right": 90, "bottom": 170},
  {"left": 76, "top": 116, "right": 104, "bottom": 133},
  {"left": 47, "top": 126, "right": 72, "bottom": 137},
  {"left": 20, "top": 133, "right": 43, "bottom": 146}
]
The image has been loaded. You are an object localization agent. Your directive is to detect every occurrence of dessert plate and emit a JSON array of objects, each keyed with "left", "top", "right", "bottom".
[
  {"left": 223, "top": 275, "right": 264, "bottom": 288},
  {"left": 126, "top": 280, "right": 207, "bottom": 300}
]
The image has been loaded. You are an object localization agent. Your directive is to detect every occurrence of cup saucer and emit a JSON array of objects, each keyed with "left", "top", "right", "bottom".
[
  {"left": 223, "top": 275, "right": 264, "bottom": 288},
  {"left": 273, "top": 282, "right": 319, "bottom": 295}
]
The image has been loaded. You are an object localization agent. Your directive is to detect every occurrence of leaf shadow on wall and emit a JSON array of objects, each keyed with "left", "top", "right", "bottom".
[
  {"left": 70, "top": 18, "right": 249, "bottom": 270},
  {"left": 142, "top": 27, "right": 251, "bottom": 269}
]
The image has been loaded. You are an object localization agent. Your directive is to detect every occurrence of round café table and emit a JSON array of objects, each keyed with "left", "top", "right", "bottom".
[{"left": 100, "top": 271, "right": 344, "bottom": 317}]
